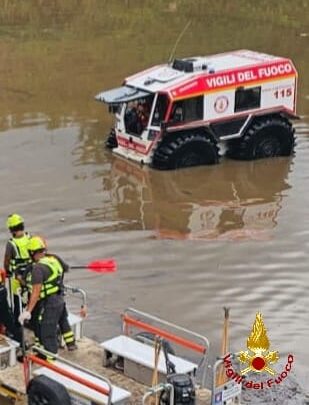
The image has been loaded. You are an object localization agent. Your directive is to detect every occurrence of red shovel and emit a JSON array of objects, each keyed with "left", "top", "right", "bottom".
[{"left": 70, "top": 259, "right": 117, "bottom": 273}]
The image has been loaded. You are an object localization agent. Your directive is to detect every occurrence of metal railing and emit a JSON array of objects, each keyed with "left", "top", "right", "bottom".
[
  {"left": 64, "top": 285, "right": 87, "bottom": 307},
  {"left": 212, "top": 353, "right": 242, "bottom": 405},
  {"left": 29, "top": 346, "right": 113, "bottom": 405},
  {"left": 122, "top": 307, "right": 210, "bottom": 387},
  {"left": 64, "top": 285, "right": 87, "bottom": 337}
]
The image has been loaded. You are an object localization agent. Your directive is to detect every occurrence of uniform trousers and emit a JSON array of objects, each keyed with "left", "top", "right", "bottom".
[
  {"left": 31, "top": 294, "right": 75, "bottom": 354},
  {"left": 32, "top": 294, "right": 64, "bottom": 354}
]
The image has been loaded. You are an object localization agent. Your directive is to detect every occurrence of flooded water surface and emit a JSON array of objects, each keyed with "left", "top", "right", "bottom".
[{"left": 1, "top": 1, "right": 309, "bottom": 401}]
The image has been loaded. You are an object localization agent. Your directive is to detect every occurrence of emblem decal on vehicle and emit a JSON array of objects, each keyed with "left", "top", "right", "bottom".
[{"left": 214, "top": 96, "right": 229, "bottom": 113}]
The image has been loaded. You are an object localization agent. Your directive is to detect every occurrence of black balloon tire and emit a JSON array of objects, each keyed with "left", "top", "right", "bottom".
[
  {"left": 152, "top": 132, "right": 219, "bottom": 170},
  {"left": 28, "top": 375, "right": 71, "bottom": 405},
  {"left": 227, "top": 115, "right": 295, "bottom": 160}
]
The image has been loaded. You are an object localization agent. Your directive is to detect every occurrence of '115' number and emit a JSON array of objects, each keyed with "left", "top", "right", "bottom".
[{"left": 274, "top": 88, "right": 292, "bottom": 98}]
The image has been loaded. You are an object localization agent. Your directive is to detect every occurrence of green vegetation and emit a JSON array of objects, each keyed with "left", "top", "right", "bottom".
[
  {"left": 0, "top": 0, "right": 308, "bottom": 135},
  {"left": 0, "top": 0, "right": 308, "bottom": 42}
]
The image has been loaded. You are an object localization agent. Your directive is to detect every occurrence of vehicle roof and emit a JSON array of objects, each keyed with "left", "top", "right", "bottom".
[{"left": 125, "top": 49, "right": 296, "bottom": 98}]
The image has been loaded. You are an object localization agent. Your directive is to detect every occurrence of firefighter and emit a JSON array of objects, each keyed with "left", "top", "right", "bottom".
[
  {"left": 3, "top": 214, "right": 32, "bottom": 324},
  {"left": 0, "top": 269, "right": 22, "bottom": 343},
  {"left": 18, "top": 236, "right": 77, "bottom": 356}
]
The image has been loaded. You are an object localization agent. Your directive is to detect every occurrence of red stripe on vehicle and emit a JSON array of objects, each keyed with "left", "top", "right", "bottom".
[
  {"left": 117, "top": 136, "right": 153, "bottom": 155},
  {"left": 168, "top": 60, "right": 296, "bottom": 99}
]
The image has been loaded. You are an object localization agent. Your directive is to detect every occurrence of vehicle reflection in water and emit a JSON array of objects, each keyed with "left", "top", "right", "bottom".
[{"left": 102, "top": 156, "right": 293, "bottom": 241}]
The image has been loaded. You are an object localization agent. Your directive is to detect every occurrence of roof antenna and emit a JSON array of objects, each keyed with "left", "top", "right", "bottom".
[{"left": 168, "top": 20, "right": 192, "bottom": 64}]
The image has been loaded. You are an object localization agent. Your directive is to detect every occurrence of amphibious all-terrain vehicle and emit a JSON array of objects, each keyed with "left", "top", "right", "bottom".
[{"left": 96, "top": 49, "right": 298, "bottom": 170}]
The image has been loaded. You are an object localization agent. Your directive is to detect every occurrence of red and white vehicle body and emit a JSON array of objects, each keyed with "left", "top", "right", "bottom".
[{"left": 96, "top": 49, "right": 298, "bottom": 169}]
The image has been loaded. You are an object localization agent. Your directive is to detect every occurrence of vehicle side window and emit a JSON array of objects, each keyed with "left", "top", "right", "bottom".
[
  {"left": 234, "top": 86, "right": 261, "bottom": 112},
  {"left": 151, "top": 94, "right": 169, "bottom": 126},
  {"left": 170, "top": 96, "right": 203, "bottom": 123}
]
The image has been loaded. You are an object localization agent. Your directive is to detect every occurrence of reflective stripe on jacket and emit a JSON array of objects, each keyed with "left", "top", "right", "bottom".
[{"left": 27, "top": 256, "right": 64, "bottom": 300}]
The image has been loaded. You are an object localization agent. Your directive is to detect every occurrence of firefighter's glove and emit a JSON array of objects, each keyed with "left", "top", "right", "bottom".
[
  {"left": 18, "top": 310, "right": 31, "bottom": 325},
  {"left": 80, "top": 305, "right": 88, "bottom": 318}
]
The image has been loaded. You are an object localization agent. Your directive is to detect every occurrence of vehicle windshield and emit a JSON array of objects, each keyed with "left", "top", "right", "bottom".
[
  {"left": 108, "top": 103, "right": 122, "bottom": 115},
  {"left": 124, "top": 95, "right": 154, "bottom": 135}
]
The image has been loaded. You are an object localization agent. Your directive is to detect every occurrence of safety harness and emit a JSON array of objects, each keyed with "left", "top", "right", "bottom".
[
  {"left": 8, "top": 233, "right": 32, "bottom": 295},
  {"left": 8, "top": 233, "right": 32, "bottom": 274},
  {"left": 26, "top": 256, "right": 64, "bottom": 300}
]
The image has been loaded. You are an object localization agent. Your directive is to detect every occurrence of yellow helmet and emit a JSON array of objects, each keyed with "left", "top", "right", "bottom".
[
  {"left": 6, "top": 213, "right": 24, "bottom": 229},
  {"left": 28, "top": 236, "right": 46, "bottom": 253}
]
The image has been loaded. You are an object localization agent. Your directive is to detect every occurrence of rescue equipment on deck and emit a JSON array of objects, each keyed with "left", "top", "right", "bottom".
[
  {"left": 27, "top": 374, "right": 71, "bottom": 405},
  {"left": 159, "top": 337, "right": 196, "bottom": 405}
]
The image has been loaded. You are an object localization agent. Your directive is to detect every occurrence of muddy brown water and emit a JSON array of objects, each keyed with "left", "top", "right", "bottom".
[{"left": 0, "top": 1, "right": 309, "bottom": 403}]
